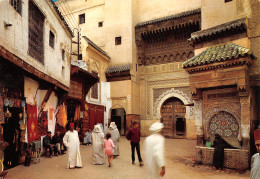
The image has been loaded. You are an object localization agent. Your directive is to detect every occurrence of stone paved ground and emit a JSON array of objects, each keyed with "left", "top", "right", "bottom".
[{"left": 7, "top": 137, "right": 250, "bottom": 179}]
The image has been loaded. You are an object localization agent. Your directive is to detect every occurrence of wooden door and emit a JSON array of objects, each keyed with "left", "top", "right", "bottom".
[
  {"left": 161, "top": 97, "right": 186, "bottom": 138},
  {"left": 87, "top": 103, "right": 104, "bottom": 130}
]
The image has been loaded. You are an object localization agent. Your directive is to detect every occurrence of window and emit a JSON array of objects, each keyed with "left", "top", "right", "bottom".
[
  {"left": 10, "top": 0, "right": 22, "bottom": 15},
  {"left": 91, "top": 71, "right": 98, "bottom": 99},
  {"left": 79, "top": 14, "right": 85, "bottom": 24},
  {"left": 78, "top": 54, "right": 82, "bottom": 60},
  {"left": 115, "top": 36, "right": 121, "bottom": 45},
  {"left": 225, "top": 0, "right": 232, "bottom": 2},
  {"left": 49, "top": 31, "right": 55, "bottom": 48},
  {"left": 62, "top": 66, "right": 65, "bottom": 76},
  {"left": 62, "top": 49, "right": 65, "bottom": 60},
  {"left": 98, "top": 21, "right": 103, "bottom": 27},
  {"left": 28, "top": 0, "right": 44, "bottom": 63}
]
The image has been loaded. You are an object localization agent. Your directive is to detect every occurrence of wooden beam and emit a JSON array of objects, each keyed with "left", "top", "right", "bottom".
[{"left": 38, "top": 88, "right": 53, "bottom": 118}]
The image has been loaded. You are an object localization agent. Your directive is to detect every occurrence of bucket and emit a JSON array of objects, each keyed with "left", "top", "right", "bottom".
[{"left": 206, "top": 142, "right": 211, "bottom": 148}]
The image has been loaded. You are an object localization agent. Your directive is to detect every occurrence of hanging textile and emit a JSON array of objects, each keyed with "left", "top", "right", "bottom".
[
  {"left": 48, "top": 108, "right": 54, "bottom": 134},
  {"left": 26, "top": 104, "right": 40, "bottom": 143},
  {"left": 57, "top": 104, "right": 67, "bottom": 128},
  {"left": 38, "top": 111, "right": 48, "bottom": 136},
  {"left": 74, "top": 105, "right": 81, "bottom": 121}
]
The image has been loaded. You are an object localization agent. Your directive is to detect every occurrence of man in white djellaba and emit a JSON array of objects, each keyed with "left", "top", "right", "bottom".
[
  {"left": 108, "top": 122, "right": 120, "bottom": 156},
  {"left": 92, "top": 124, "right": 105, "bottom": 165},
  {"left": 63, "top": 123, "right": 82, "bottom": 169},
  {"left": 144, "top": 122, "right": 166, "bottom": 179}
]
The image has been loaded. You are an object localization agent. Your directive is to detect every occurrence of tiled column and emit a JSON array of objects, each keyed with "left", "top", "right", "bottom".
[
  {"left": 194, "top": 99, "right": 203, "bottom": 146},
  {"left": 240, "top": 96, "right": 251, "bottom": 150}
]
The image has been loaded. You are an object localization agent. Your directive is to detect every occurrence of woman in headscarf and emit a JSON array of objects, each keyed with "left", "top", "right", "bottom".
[
  {"left": 144, "top": 122, "right": 165, "bottom": 179},
  {"left": 107, "top": 122, "right": 120, "bottom": 156},
  {"left": 212, "top": 134, "right": 228, "bottom": 170},
  {"left": 92, "top": 125, "right": 105, "bottom": 165}
]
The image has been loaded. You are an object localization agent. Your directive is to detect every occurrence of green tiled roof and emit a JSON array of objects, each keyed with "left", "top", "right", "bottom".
[
  {"left": 136, "top": 8, "right": 201, "bottom": 28},
  {"left": 183, "top": 43, "right": 254, "bottom": 68},
  {"left": 105, "top": 64, "right": 132, "bottom": 73}
]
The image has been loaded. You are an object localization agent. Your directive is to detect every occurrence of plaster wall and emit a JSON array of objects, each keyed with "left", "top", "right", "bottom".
[
  {"left": 0, "top": 0, "right": 71, "bottom": 88},
  {"left": 136, "top": 0, "right": 201, "bottom": 24},
  {"left": 24, "top": 77, "right": 58, "bottom": 135},
  {"left": 201, "top": 0, "right": 251, "bottom": 29}
]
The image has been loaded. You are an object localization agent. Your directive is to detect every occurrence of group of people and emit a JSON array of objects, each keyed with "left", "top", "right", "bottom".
[
  {"left": 43, "top": 119, "right": 260, "bottom": 179},
  {"left": 92, "top": 122, "right": 120, "bottom": 167},
  {"left": 43, "top": 131, "right": 64, "bottom": 158},
  {"left": 59, "top": 121, "right": 166, "bottom": 178}
]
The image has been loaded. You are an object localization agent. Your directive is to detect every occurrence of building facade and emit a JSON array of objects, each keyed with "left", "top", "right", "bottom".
[
  {"left": 0, "top": 0, "right": 72, "bottom": 168},
  {"left": 57, "top": 0, "right": 202, "bottom": 137}
]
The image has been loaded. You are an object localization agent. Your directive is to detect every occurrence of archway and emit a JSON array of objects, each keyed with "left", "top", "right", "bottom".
[
  {"left": 161, "top": 97, "right": 186, "bottom": 138},
  {"left": 110, "top": 108, "right": 126, "bottom": 136}
]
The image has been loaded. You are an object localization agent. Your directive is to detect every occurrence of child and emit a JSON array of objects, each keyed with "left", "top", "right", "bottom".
[
  {"left": 250, "top": 129, "right": 260, "bottom": 179},
  {"left": 104, "top": 133, "right": 116, "bottom": 167}
]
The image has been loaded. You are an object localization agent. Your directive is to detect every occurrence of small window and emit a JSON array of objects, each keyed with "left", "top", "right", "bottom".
[
  {"left": 10, "top": 0, "right": 22, "bottom": 15},
  {"left": 115, "top": 36, "right": 121, "bottom": 45},
  {"left": 91, "top": 71, "right": 98, "bottom": 99},
  {"left": 62, "top": 66, "right": 65, "bottom": 76},
  {"left": 62, "top": 49, "right": 65, "bottom": 60},
  {"left": 49, "top": 31, "right": 55, "bottom": 48},
  {"left": 225, "top": 0, "right": 232, "bottom": 2},
  {"left": 98, "top": 21, "right": 103, "bottom": 27},
  {"left": 79, "top": 14, "right": 85, "bottom": 24},
  {"left": 78, "top": 54, "right": 82, "bottom": 60}
]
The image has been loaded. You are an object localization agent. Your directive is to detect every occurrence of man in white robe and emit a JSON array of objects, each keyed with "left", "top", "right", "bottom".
[
  {"left": 63, "top": 123, "right": 82, "bottom": 169},
  {"left": 144, "top": 122, "right": 165, "bottom": 179},
  {"left": 250, "top": 129, "right": 260, "bottom": 179},
  {"left": 92, "top": 125, "right": 105, "bottom": 165},
  {"left": 108, "top": 122, "right": 120, "bottom": 156}
]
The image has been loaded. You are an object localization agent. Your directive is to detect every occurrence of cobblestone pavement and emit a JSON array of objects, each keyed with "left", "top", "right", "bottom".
[{"left": 7, "top": 137, "right": 250, "bottom": 179}]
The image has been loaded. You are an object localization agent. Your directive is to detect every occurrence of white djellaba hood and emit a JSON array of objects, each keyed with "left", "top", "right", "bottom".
[
  {"left": 94, "top": 125, "right": 102, "bottom": 133},
  {"left": 109, "top": 122, "right": 117, "bottom": 130},
  {"left": 149, "top": 122, "right": 164, "bottom": 133}
]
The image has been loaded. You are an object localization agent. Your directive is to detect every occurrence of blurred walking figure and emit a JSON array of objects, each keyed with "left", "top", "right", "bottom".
[
  {"left": 92, "top": 125, "right": 105, "bottom": 165},
  {"left": 83, "top": 129, "right": 92, "bottom": 145},
  {"left": 250, "top": 129, "right": 260, "bottom": 179},
  {"left": 126, "top": 121, "right": 144, "bottom": 166},
  {"left": 104, "top": 133, "right": 116, "bottom": 167},
  {"left": 63, "top": 123, "right": 82, "bottom": 169},
  {"left": 107, "top": 122, "right": 120, "bottom": 156},
  {"left": 144, "top": 122, "right": 165, "bottom": 179}
]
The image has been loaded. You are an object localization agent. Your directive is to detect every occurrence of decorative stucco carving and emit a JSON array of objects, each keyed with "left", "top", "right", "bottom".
[{"left": 153, "top": 88, "right": 192, "bottom": 120}]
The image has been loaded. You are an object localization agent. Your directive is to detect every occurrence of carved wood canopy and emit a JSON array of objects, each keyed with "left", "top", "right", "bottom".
[
  {"left": 135, "top": 9, "right": 201, "bottom": 66},
  {"left": 70, "top": 64, "right": 99, "bottom": 101},
  {"left": 105, "top": 64, "right": 132, "bottom": 82},
  {"left": 183, "top": 43, "right": 255, "bottom": 97}
]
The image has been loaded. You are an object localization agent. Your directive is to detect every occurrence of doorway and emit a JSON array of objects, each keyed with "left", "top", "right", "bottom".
[
  {"left": 3, "top": 106, "right": 22, "bottom": 169},
  {"left": 160, "top": 97, "right": 186, "bottom": 138},
  {"left": 110, "top": 108, "right": 126, "bottom": 136}
]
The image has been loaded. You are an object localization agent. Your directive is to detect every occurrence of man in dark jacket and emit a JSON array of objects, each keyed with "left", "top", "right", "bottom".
[
  {"left": 43, "top": 131, "right": 54, "bottom": 158},
  {"left": 52, "top": 131, "right": 62, "bottom": 155},
  {"left": 126, "top": 121, "right": 144, "bottom": 166}
]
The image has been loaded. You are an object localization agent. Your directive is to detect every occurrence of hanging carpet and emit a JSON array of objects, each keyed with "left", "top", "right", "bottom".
[{"left": 26, "top": 104, "right": 40, "bottom": 143}]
